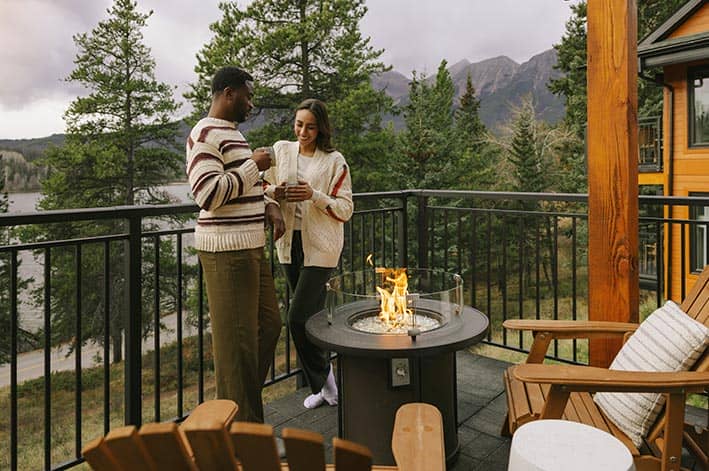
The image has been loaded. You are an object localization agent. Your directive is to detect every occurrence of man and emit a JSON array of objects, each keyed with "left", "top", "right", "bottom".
[{"left": 186, "top": 66, "right": 285, "bottom": 422}]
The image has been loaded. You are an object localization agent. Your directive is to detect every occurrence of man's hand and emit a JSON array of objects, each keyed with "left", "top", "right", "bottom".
[
  {"left": 265, "top": 202, "right": 285, "bottom": 240},
  {"left": 273, "top": 182, "right": 287, "bottom": 200},
  {"left": 252, "top": 148, "right": 272, "bottom": 171}
]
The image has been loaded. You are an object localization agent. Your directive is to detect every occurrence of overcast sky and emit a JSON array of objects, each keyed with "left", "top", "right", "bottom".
[{"left": 0, "top": 0, "right": 579, "bottom": 139}]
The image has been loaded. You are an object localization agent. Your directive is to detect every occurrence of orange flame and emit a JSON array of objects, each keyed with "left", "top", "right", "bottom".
[{"left": 375, "top": 268, "right": 412, "bottom": 328}]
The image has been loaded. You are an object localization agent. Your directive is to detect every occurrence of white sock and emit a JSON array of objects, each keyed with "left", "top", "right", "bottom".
[
  {"left": 321, "top": 365, "right": 338, "bottom": 405},
  {"left": 303, "top": 392, "right": 325, "bottom": 409}
]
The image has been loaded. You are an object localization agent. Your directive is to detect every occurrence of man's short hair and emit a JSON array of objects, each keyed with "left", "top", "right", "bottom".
[{"left": 211, "top": 66, "right": 254, "bottom": 94}]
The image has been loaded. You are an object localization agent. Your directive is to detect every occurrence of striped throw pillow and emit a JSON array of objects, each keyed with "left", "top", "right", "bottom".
[{"left": 594, "top": 300, "right": 709, "bottom": 447}]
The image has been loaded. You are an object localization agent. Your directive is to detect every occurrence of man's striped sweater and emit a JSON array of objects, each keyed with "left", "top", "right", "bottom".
[{"left": 186, "top": 117, "right": 268, "bottom": 252}]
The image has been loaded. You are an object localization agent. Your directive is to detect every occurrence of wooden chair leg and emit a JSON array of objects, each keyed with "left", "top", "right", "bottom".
[
  {"left": 683, "top": 425, "right": 708, "bottom": 470},
  {"left": 526, "top": 332, "right": 553, "bottom": 364},
  {"left": 282, "top": 427, "right": 326, "bottom": 471},
  {"left": 539, "top": 384, "right": 570, "bottom": 420},
  {"left": 334, "top": 437, "right": 373, "bottom": 471},
  {"left": 662, "top": 393, "right": 686, "bottom": 471},
  {"left": 501, "top": 411, "right": 512, "bottom": 437}
]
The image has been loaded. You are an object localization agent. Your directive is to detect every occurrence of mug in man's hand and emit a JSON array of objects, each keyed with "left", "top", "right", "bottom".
[{"left": 255, "top": 146, "right": 275, "bottom": 166}]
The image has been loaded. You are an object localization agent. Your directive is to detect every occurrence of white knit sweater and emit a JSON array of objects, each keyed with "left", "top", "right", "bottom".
[
  {"left": 186, "top": 117, "right": 269, "bottom": 252},
  {"left": 264, "top": 140, "right": 353, "bottom": 267}
]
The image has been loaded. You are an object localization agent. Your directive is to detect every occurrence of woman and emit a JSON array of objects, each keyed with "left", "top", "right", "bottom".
[{"left": 264, "top": 98, "right": 353, "bottom": 409}]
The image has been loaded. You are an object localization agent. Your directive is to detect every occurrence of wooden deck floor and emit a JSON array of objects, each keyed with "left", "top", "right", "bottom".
[{"left": 264, "top": 351, "right": 512, "bottom": 470}]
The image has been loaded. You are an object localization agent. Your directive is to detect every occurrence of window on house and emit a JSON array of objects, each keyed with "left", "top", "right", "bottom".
[
  {"left": 639, "top": 185, "right": 663, "bottom": 278},
  {"left": 689, "top": 68, "right": 709, "bottom": 146},
  {"left": 690, "top": 194, "right": 709, "bottom": 272}
]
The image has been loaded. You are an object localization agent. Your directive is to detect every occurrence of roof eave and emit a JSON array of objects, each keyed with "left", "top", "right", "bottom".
[{"left": 639, "top": 0, "right": 707, "bottom": 47}]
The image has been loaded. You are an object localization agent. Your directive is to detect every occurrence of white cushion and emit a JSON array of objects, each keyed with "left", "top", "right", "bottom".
[{"left": 594, "top": 300, "right": 709, "bottom": 447}]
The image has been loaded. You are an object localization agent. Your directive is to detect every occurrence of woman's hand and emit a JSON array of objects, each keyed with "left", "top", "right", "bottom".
[
  {"left": 273, "top": 182, "right": 287, "bottom": 200},
  {"left": 285, "top": 180, "right": 314, "bottom": 202}
]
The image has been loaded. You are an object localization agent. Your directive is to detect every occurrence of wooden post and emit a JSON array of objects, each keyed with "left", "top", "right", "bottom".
[{"left": 586, "top": 0, "right": 639, "bottom": 367}]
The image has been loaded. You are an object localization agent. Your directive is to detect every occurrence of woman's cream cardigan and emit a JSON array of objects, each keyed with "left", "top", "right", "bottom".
[{"left": 263, "top": 140, "right": 353, "bottom": 268}]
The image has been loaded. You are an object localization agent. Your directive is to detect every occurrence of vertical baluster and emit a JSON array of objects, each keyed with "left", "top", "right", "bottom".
[
  {"left": 655, "top": 219, "right": 662, "bottom": 307},
  {"left": 681, "top": 222, "right": 686, "bottom": 300},
  {"left": 103, "top": 241, "right": 110, "bottom": 434},
  {"left": 486, "top": 213, "right": 492, "bottom": 342},
  {"left": 75, "top": 244, "right": 82, "bottom": 459},
  {"left": 518, "top": 215, "right": 524, "bottom": 350},
  {"left": 502, "top": 218, "right": 508, "bottom": 346},
  {"left": 198, "top": 259, "right": 204, "bottom": 403},
  {"left": 44, "top": 247, "right": 52, "bottom": 468},
  {"left": 10, "top": 248, "right": 17, "bottom": 471},
  {"left": 552, "top": 216, "right": 559, "bottom": 359},
  {"left": 153, "top": 235, "right": 161, "bottom": 421},
  {"left": 572, "top": 218, "right": 578, "bottom": 363},
  {"left": 176, "top": 234, "right": 183, "bottom": 417}
]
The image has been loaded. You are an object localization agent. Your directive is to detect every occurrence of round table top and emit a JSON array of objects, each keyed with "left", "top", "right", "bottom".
[
  {"left": 508, "top": 420, "right": 635, "bottom": 471},
  {"left": 305, "top": 300, "right": 489, "bottom": 358}
]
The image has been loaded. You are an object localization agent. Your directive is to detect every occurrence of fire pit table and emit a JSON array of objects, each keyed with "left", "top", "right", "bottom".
[{"left": 306, "top": 268, "right": 489, "bottom": 466}]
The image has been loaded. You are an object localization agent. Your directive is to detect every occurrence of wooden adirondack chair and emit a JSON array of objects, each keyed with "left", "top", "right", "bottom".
[
  {"left": 502, "top": 266, "right": 709, "bottom": 471},
  {"left": 82, "top": 401, "right": 444, "bottom": 471}
]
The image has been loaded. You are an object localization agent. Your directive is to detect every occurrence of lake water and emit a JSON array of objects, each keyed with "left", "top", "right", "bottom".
[
  {"left": 7, "top": 183, "right": 193, "bottom": 213},
  {"left": 5, "top": 183, "right": 195, "bottom": 331}
]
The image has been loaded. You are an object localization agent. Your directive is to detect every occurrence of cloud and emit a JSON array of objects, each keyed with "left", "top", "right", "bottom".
[
  {"left": 0, "top": 0, "right": 110, "bottom": 107},
  {"left": 0, "top": 96, "right": 70, "bottom": 139},
  {"left": 0, "top": 0, "right": 578, "bottom": 138},
  {"left": 362, "top": 0, "right": 576, "bottom": 77}
]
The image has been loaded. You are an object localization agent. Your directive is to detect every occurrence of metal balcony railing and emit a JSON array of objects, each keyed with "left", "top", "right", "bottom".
[{"left": 2, "top": 190, "right": 708, "bottom": 470}]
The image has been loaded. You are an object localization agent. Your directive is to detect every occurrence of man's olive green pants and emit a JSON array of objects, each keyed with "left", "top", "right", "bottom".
[{"left": 198, "top": 247, "right": 281, "bottom": 423}]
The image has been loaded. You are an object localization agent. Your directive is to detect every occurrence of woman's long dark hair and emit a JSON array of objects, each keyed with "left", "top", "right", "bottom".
[{"left": 295, "top": 98, "right": 335, "bottom": 152}]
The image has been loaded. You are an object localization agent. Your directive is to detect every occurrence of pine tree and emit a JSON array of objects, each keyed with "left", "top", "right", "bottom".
[
  {"left": 399, "top": 60, "right": 458, "bottom": 189},
  {"left": 185, "top": 0, "right": 396, "bottom": 192},
  {"left": 550, "top": 0, "right": 687, "bottom": 134},
  {"left": 22, "top": 0, "right": 183, "bottom": 363},
  {"left": 454, "top": 73, "right": 496, "bottom": 190}
]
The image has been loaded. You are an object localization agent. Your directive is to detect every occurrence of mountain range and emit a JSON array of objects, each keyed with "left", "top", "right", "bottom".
[
  {"left": 371, "top": 48, "right": 564, "bottom": 129},
  {"left": 0, "top": 48, "right": 564, "bottom": 176}
]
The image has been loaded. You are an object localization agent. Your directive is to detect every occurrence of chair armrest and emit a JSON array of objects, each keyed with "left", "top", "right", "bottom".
[
  {"left": 502, "top": 319, "right": 639, "bottom": 339},
  {"left": 513, "top": 364, "right": 709, "bottom": 394}
]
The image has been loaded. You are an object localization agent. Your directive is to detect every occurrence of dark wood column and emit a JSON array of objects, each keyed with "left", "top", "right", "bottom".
[{"left": 586, "top": 0, "right": 640, "bottom": 367}]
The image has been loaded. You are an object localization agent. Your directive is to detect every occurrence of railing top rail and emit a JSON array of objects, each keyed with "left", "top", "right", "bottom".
[
  {"left": 3, "top": 191, "right": 709, "bottom": 227},
  {"left": 412, "top": 189, "right": 588, "bottom": 202},
  {"left": 0, "top": 203, "right": 198, "bottom": 226}
]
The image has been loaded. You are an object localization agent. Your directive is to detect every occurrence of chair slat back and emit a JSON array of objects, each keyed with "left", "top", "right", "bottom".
[
  {"left": 138, "top": 422, "right": 196, "bottom": 471},
  {"left": 679, "top": 266, "right": 709, "bottom": 375},
  {"left": 282, "top": 427, "right": 326, "bottom": 471},
  {"left": 102, "top": 426, "right": 155, "bottom": 471},
  {"left": 679, "top": 266, "right": 709, "bottom": 326},
  {"left": 82, "top": 437, "right": 124, "bottom": 471},
  {"left": 646, "top": 265, "right": 709, "bottom": 445},
  {"left": 229, "top": 422, "right": 281, "bottom": 471},
  {"left": 182, "top": 419, "right": 239, "bottom": 470},
  {"left": 333, "top": 437, "right": 372, "bottom": 471},
  {"left": 391, "top": 403, "right": 445, "bottom": 471}
]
